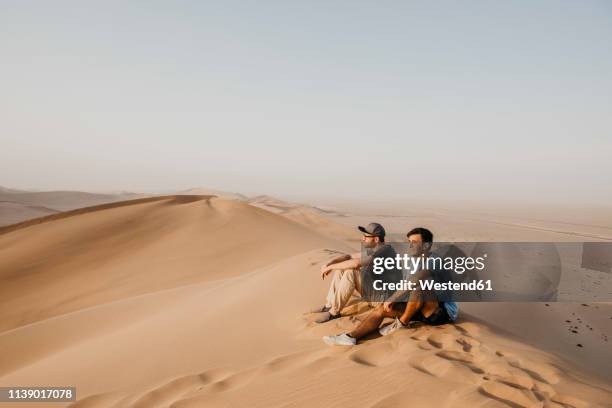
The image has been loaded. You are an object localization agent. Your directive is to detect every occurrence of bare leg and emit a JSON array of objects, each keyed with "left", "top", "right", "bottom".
[
  {"left": 399, "top": 269, "right": 439, "bottom": 324},
  {"left": 348, "top": 304, "right": 401, "bottom": 339},
  {"left": 346, "top": 270, "right": 442, "bottom": 340},
  {"left": 420, "top": 300, "right": 440, "bottom": 317},
  {"left": 399, "top": 299, "right": 439, "bottom": 324},
  {"left": 398, "top": 299, "right": 422, "bottom": 325}
]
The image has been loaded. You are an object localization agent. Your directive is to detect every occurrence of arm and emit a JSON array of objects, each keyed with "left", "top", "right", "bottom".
[
  {"left": 323, "top": 253, "right": 351, "bottom": 267},
  {"left": 387, "top": 289, "right": 409, "bottom": 303},
  {"left": 383, "top": 288, "right": 409, "bottom": 312},
  {"left": 321, "top": 252, "right": 363, "bottom": 279},
  {"left": 384, "top": 268, "right": 431, "bottom": 311}
]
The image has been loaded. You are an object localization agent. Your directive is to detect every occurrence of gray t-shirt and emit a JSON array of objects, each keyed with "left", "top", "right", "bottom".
[{"left": 360, "top": 244, "right": 401, "bottom": 302}]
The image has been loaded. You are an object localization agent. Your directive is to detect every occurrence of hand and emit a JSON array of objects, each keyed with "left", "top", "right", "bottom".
[
  {"left": 321, "top": 266, "right": 332, "bottom": 280},
  {"left": 383, "top": 302, "right": 394, "bottom": 313}
]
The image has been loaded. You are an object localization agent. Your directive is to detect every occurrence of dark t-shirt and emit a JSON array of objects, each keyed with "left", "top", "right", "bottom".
[{"left": 360, "top": 244, "right": 402, "bottom": 302}]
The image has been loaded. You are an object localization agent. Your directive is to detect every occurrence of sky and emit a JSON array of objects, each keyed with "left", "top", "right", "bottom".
[{"left": 1, "top": 0, "right": 611, "bottom": 207}]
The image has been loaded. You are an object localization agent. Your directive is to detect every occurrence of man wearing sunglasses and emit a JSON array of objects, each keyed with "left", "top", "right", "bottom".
[
  {"left": 311, "top": 222, "right": 398, "bottom": 323},
  {"left": 323, "top": 227, "right": 458, "bottom": 346}
]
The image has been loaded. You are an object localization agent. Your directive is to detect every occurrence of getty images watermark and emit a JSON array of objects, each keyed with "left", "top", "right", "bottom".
[
  {"left": 372, "top": 251, "right": 489, "bottom": 292},
  {"left": 361, "top": 242, "right": 612, "bottom": 302}
]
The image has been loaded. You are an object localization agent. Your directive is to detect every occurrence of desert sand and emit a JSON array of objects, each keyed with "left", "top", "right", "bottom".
[{"left": 0, "top": 194, "right": 611, "bottom": 408}]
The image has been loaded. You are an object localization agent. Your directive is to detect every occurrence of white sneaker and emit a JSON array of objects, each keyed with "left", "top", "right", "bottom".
[
  {"left": 322, "top": 333, "right": 356, "bottom": 346},
  {"left": 379, "top": 317, "right": 407, "bottom": 336}
]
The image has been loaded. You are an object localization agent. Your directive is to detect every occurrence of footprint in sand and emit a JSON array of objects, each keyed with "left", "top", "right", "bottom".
[
  {"left": 131, "top": 374, "right": 215, "bottom": 408},
  {"left": 427, "top": 332, "right": 457, "bottom": 349},
  {"left": 550, "top": 393, "right": 589, "bottom": 408},
  {"left": 436, "top": 350, "right": 486, "bottom": 374},
  {"left": 479, "top": 381, "right": 542, "bottom": 408},
  {"left": 455, "top": 322, "right": 481, "bottom": 338},
  {"left": 170, "top": 371, "right": 254, "bottom": 402},
  {"left": 426, "top": 332, "right": 465, "bottom": 352},
  {"left": 483, "top": 362, "right": 512, "bottom": 378},
  {"left": 113, "top": 368, "right": 234, "bottom": 408},
  {"left": 457, "top": 335, "right": 481, "bottom": 352},
  {"left": 366, "top": 388, "right": 457, "bottom": 408},
  {"left": 492, "top": 373, "right": 535, "bottom": 390},
  {"left": 393, "top": 335, "right": 421, "bottom": 354},
  {"left": 533, "top": 382, "right": 556, "bottom": 400},
  {"left": 481, "top": 378, "right": 589, "bottom": 408},
  {"left": 417, "top": 340, "right": 435, "bottom": 350},
  {"left": 409, "top": 354, "right": 453, "bottom": 377},
  {"left": 508, "top": 359, "right": 560, "bottom": 385},
  {"left": 261, "top": 350, "right": 321, "bottom": 373},
  {"left": 410, "top": 328, "right": 434, "bottom": 341},
  {"left": 480, "top": 354, "right": 589, "bottom": 408},
  {"left": 349, "top": 342, "right": 397, "bottom": 367},
  {"left": 496, "top": 350, "right": 560, "bottom": 385}
]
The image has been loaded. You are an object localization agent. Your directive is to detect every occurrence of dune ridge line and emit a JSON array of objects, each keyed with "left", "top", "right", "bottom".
[{"left": 0, "top": 195, "right": 213, "bottom": 236}]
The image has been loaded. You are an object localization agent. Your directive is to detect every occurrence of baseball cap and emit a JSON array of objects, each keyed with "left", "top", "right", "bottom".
[{"left": 358, "top": 223, "right": 386, "bottom": 239}]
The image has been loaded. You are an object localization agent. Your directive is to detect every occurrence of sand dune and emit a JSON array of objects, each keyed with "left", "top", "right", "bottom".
[
  {"left": 247, "top": 195, "right": 360, "bottom": 243},
  {"left": 0, "top": 189, "right": 143, "bottom": 212},
  {"left": 177, "top": 188, "right": 248, "bottom": 201},
  {"left": 0, "top": 201, "right": 58, "bottom": 227},
  {"left": 247, "top": 195, "right": 301, "bottom": 213},
  {"left": 0, "top": 195, "right": 348, "bottom": 333},
  {"left": 3, "top": 248, "right": 611, "bottom": 408},
  {"left": 0, "top": 187, "right": 145, "bottom": 227},
  {"left": 0, "top": 196, "right": 610, "bottom": 408},
  {"left": 0, "top": 186, "right": 26, "bottom": 194}
]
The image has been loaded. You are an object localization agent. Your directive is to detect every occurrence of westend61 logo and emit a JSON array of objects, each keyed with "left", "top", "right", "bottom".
[
  {"left": 372, "top": 253, "right": 487, "bottom": 275},
  {"left": 360, "top": 242, "right": 612, "bottom": 302}
]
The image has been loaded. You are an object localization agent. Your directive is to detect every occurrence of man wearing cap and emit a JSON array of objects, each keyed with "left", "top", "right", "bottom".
[
  {"left": 311, "top": 222, "right": 399, "bottom": 323},
  {"left": 322, "top": 227, "right": 459, "bottom": 346}
]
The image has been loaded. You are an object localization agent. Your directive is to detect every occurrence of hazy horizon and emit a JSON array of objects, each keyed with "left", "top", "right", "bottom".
[{"left": 2, "top": 1, "right": 611, "bottom": 207}]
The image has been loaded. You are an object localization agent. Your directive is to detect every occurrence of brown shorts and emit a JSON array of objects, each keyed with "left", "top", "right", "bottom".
[
  {"left": 392, "top": 302, "right": 452, "bottom": 326},
  {"left": 412, "top": 303, "right": 452, "bottom": 326}
]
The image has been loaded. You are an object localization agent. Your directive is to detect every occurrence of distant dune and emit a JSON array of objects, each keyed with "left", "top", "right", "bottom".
[
  {"left": 178, "top": 187, "right": 248, "bottom": 201},
  {"left": 247, "top": 195, "right": 301, "bottom": 213},
  {"left": 0, "top": 201, "right": 58, "bottom": 226},
  {"left": 248, "top": 195, "right": 360, "bottom": 243},
  {"left": 0, "top": 186, "right": 146, "bottom": 227},
  {"left": 0, "top": 186, "right": 26, "bottom": 194}
]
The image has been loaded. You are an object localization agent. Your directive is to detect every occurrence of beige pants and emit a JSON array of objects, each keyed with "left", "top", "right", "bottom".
[{"left": 325, "top": 269, "right": 362, "bottom": 315}]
